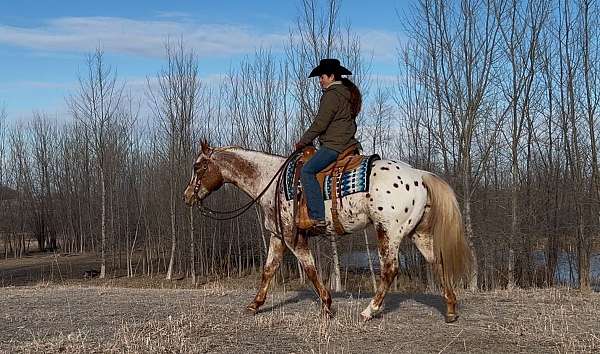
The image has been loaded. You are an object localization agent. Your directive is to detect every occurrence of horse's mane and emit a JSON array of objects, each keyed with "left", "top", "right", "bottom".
[{"left": 214, "top": 146, "right": 287, "bottom": 159}]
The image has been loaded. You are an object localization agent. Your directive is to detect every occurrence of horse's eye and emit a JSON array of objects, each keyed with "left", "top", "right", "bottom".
[{"left": 194, "top": 161, "right": 208, "bottom": 171}]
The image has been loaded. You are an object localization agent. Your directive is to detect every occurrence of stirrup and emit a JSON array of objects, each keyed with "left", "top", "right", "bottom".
[{"left": 305, "top": 219, "right": 329, "bottom": 236}]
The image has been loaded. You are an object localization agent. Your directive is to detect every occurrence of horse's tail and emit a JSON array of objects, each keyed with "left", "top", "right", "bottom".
[{"left": 421, "top": 173, "right": 472, "bottom": 287}]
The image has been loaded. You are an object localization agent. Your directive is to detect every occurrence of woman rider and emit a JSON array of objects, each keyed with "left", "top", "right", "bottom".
[{"left": 294, "top": 58, "right": 362, "bottom": 231}]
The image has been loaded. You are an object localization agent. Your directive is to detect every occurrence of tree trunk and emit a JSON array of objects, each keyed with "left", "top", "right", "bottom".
[
  {"left": 463, "top": 169, "right": 478, "bottom": 290},
  {"left": 577, "top": 214, "right": 590, "bottom": 290},
  {"left": 508, "top": 159, "right": 518, "bottom": 288},
  {"left": 364, "top": 229, "right": 377, "bottom": 293},
  {"left": 166, "top": 173, "right": 177, "bottom": 280},
  {"left": 190, "top": 207, "right": 196, "bottom": 285},
  {"left": 100, "top": 168, "right": 106, "bottom": 279},
  {"left": 329, "top": 236, "right": 343, "bottom": 292}
]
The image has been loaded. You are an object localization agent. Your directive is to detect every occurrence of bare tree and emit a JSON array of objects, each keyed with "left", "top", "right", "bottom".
[
  {"left": 0, "top": 105, "right": 6, "bottom": 199},
  {"left": 579, "top": 0, "right": 600, "bottom": 289},
  {"left": 68, "top": 49, "right": 124, "bottom": 278},
  {"left": 8, "top": 123, "right": 34, "bottom": 257},
  {"left": 30, "top": 113, "right": 58, "bottom": 251},
  {"left": 147, "top": 39, "right": 200, "bottom": 280},
  {"left": 367, "top": 86, "right": 394, "bottom": 157},
  {"left": 494, "top": 0, "right": 549, "bottom": 287}
]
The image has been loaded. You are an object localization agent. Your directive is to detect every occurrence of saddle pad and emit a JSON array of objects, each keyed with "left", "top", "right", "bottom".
[
  {"left": 283, "top": 153, "right": 380, "bottom": 201},
  {"left": 283, "top": 153, "right": 303, "bottom": 200}
]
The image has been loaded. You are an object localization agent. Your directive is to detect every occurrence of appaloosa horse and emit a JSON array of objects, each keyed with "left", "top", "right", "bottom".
[{"left": 183, "top": 141, "right": 472, "bottom": 322}]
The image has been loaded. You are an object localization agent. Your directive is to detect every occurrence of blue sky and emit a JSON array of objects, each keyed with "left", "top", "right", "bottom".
[{"left": 0, "top": 0, "right": 412, "bottom": 120}]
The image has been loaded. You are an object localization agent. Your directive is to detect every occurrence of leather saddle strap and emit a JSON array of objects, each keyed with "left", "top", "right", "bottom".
[
  {"left": 330, "top": 167, "right": 345, "bottom": 235},
  {"left": 337, "top": 158, "right": 352, "bottom": 209},
  {"left": 292, "top": 160, "right": 303, "bottom": 222}
]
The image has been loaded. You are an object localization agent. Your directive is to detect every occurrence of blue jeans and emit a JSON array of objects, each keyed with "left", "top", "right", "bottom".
[{"left": 300, "top": 146, "right": 339, "bottom": 220}]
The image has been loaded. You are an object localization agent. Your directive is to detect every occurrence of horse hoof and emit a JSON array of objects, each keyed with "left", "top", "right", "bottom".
[
  {"left": 246, "top": 304, "right": 258, "bottom": 315},
  {"left": 321, "top": 307, "right": 333, "bottom": 318},
  {"left": 360, "top": 310, "right": 373, "bottom": 321},
  {"left": 445, "top": 313, "right": 459, "bottom": 323}
]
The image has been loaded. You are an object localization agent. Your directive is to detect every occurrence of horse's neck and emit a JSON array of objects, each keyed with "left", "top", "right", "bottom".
[{"left": 214, "top": 148, "right": 284, "bottom": 199}]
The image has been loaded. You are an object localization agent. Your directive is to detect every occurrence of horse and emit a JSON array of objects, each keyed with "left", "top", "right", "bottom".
[{"left": 183, "top": 141, "right": 472, "bottom": 322}]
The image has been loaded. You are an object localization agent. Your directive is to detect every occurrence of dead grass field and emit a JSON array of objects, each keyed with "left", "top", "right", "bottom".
[{"left": 1, "top": 254, "right": 599, "bottom": 353}]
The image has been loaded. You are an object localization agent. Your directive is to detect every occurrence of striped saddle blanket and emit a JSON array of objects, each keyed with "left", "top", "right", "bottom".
[{"left": 283, "top": 152, "right": 380, "bottom": 201}]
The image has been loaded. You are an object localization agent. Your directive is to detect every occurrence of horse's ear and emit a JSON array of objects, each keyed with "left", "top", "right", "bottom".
[{"left": 200, "top": 140, "right": 211, "bottom": 155}]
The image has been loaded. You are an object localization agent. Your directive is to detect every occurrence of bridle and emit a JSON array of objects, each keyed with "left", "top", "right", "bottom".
[
  {"left": 191, "top": 148, "right": 300, "bottom": 222},
  {"left": 192, "top": 154, "right": 212, "bottom": 195}
]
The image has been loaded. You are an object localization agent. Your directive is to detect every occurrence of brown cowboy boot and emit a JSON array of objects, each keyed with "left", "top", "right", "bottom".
[{"left": 306, "top": 219, "right": 328, "bottom": 236}]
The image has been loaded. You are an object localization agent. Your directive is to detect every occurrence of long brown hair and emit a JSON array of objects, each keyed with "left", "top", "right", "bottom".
[
  {"left": 332, "top": 74, "right": 362, "bottom": 117},
  {"left": 342, "top": 77, "right": 362, "bottom": 117},
  {"left": 342, "top": 78, "right": 362, "bottom": 117}
]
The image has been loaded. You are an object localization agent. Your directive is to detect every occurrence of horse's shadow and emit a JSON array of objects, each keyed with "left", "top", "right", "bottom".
[{"left": 257, "top": 290, "right": 446, "bottom": 319}]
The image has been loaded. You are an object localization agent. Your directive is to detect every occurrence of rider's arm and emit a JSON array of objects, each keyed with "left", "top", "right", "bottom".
[{"left": 297, "top": 90, "right": 339, "bottom": 146}]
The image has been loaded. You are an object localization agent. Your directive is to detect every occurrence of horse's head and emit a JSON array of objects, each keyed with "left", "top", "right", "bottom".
[{"left": 183, "top": 140, "right": 225, "bottom": 206}]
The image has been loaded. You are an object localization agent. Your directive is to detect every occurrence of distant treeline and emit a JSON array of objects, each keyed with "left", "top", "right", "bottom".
[{"left": 0, "top": 0, "right": 598, "bottom": 290}]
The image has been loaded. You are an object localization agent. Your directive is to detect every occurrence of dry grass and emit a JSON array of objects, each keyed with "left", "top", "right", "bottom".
[
  {"left": 2, "top": 253, "right": 599, "bottom": 352},
  {"left": 1, "top": 283, "right": 599, "bottom": 353}
]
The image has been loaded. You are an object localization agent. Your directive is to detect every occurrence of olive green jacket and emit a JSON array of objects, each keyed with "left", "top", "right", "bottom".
[{"left": 298, "top": 82, "right": 359, "bottom": 153}]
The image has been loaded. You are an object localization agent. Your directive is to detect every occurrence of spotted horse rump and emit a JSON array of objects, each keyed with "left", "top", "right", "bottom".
[{"left": 183, "top": 141, "right": 473, "bottom": 324}]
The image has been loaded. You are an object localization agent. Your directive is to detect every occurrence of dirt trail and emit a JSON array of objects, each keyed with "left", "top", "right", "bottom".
[
  {"left": 0, "top": 253, "right": 100, "bottom": 287},
  {"left": 1, "top": 283, "right": 599, "bottom": 353}
]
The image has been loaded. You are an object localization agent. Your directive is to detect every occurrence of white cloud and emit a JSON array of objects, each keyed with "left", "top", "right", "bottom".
[
  {"left": 0, "top": 80, "right": 73, "bottom": 90},
  {"left": 0, "top": 16, "right": 288, "bottom": 58},
  {"left": 368, "top": 74, "right": 399, "bottom": 85},
  {"left": 154, "top": 11, "right": 193, "bottom": 19},
  {"left": 358, "top": 29, "right": 404, "bottom": 63}
]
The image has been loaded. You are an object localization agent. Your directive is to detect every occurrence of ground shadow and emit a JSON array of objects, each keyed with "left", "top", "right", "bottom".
[
  {"left": 257, "top": 289, "right": 446, "bottom": 319},
  {"left": 378, "top": 292, "right": 446, "bottom": 317},
  {"left": 257, "top": 290, "right": 317, "bottom": 313}
]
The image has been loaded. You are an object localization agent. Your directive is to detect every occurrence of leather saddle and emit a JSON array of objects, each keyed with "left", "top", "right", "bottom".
[{"left": 292, "top": 143, "right": 363, "bottom": 234}]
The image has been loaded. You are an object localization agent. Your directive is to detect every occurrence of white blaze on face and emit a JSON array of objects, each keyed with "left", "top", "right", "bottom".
[
  {"left": 184, "top": 153, "right": 208, "bottom": 203},
  {"left": 188, "top": 172, "right": 197, "bottom": 190}
]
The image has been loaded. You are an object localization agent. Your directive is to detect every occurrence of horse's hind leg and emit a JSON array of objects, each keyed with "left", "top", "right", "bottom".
[
  {"left": 361, "top": 224, "right": 402, "bottom": 320},
  {"left": 246, "top": 234, "right": 286, "bottom": 313},
  {"left": 442, "top": 282, "right": 458, "bottom": 323},
  {"left": 412, "top": 231, "right": 458, "bottom": 323},
  {"left": 289, "top": 232, "right": 332, "bottom": 316}
]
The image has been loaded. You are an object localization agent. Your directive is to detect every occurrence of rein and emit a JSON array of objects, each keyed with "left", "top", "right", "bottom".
[{"left": 196, "top": 150, "right": 300, "bottom": 221}]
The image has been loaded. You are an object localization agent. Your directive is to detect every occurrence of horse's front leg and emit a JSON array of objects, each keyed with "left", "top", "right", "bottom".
[
  {"left": 290, "top": 231, "right": 332, "bottom": 316},
  {"left": 246, "top": 234, "right": 286, "bottom": 314}
]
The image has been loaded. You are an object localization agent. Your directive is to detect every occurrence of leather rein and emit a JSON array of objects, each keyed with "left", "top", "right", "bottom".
[{"left": 194, "top": 149, "right": 300, "bottom": 223}]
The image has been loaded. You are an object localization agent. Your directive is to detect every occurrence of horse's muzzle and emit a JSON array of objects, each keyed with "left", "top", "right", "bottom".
[{"left": 183, "top": 186, "right": 199, "bottom": 206}]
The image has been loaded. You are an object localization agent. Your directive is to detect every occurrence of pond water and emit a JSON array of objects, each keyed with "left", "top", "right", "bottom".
[
  {"left": 340, "top": 250, "right": 600, "bottom": 290},
  {"left": 532, "top": 251, "right": 600, "bottom": 288}
]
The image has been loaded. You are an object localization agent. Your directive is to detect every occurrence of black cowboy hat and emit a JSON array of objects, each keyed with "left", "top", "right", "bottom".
[{"left": 308, "top": 58, "right": 352, "bottom": 78}]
